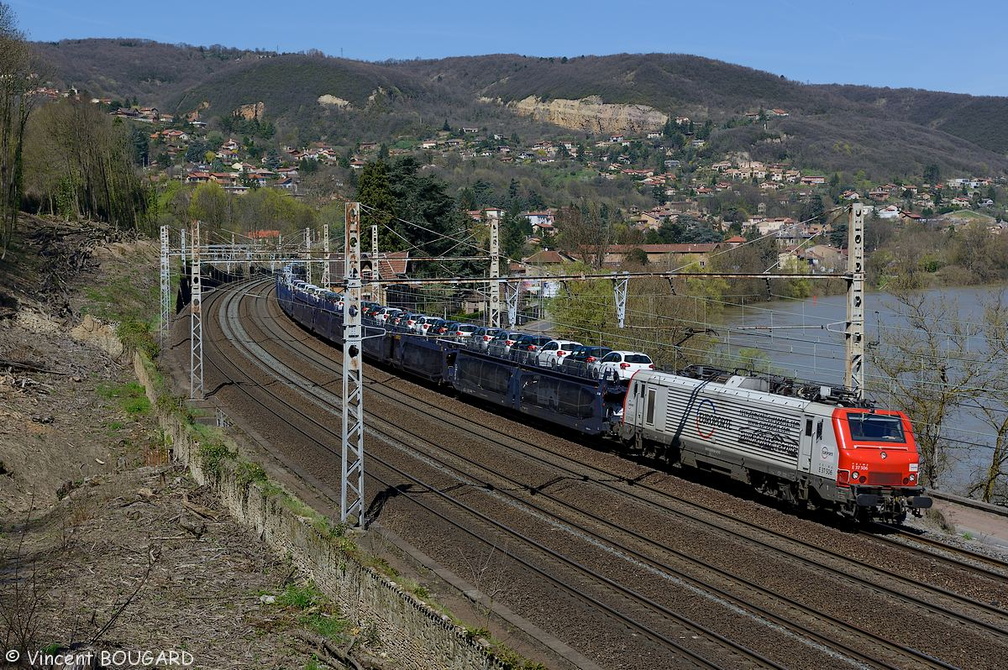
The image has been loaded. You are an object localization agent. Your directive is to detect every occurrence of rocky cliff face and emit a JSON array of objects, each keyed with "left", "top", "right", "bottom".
[
  {"left": 508, "top": 96, "right": 668, "bottom": 135},
  {"left": 234, "top": 101, "right": 265, "bottom": 120}
]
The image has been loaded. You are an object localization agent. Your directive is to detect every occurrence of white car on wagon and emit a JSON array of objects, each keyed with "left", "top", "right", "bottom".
[
  {"left": 535, "top": 339, "right": 583, "bottom": 368},
  {"left": 591, "top": 350, "right": 655, "bottom": 381}
]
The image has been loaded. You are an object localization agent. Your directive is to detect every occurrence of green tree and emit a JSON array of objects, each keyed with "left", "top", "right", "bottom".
[
  {"left": 355, "top": 158, "right": 394, "bottom": 247},
  {"left": 264, "top": 147, "right": 281, "bottom": 170},
  {"left": 456, "top": 186, "right": 477, "bottom": 212},
  {"left": 298, "top": 157, "right": 319, "bottom": 174},
  {"left": 184, "top": 138, "right": 209, "bottom": 164},
  {"left": 799, "top": 195, "right": 825, "bottom": 225},
  {"left": 188, "top": 181, "right": 231, "bottom": 237},
  {"left": 625, "top": 247, "right": 649, "bottom": 266},
  {"left": 130, "top": 125, "right": 149, "bottom": 167},
  {"left": 501, "top": 210, "right": 529, "bottom": 263},
  {"left": 547, "top": 262, "right": 612, "bottom": 342},
  {"left": 774, "top": 256, "right": 812, "bottom": 299},
  {"left": 923, "top": 163, "right": 941, "bottom": 185},
  {"left": 356, "top": 156, "right": 469, "bottom": 276},
  {"left": 236, "top": 185, "right": 315, "bottom": 237},
  {"left": 830, "top": 222, "right": 848, "bottom": 248}
]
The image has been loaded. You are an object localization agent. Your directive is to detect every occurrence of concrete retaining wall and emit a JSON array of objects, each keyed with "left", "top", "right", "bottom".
[{"left": 135, "top": 354, "right": 506, "bottom": 670}]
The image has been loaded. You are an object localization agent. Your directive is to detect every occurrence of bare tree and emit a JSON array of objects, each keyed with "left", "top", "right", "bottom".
[
  {"left": 873, "top": 288, "right": 998, "bottom": 487},
  {"left": 28, "top": 98, "right": 149, "bottom": 232},
  {"left": 967, "top": 293, "right": 1008, "bottom": 503},
  {"left": 0, "top": 3, "right": 41, "bottom": 257},
  {"left": 555, "top": 201, "right": 612, "bottom": 269}
]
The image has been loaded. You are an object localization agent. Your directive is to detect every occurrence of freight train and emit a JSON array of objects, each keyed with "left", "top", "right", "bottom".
[{"left": 275, "top": 273, "right": 932, "bottom": 523}]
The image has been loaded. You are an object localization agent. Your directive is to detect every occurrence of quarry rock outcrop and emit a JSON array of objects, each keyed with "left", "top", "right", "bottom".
[
  {"left": 317, "top": 94, "right": 351, "bottom": 108},
  {"left": 234, "top": 101, "right": 265, "bottom": 120},
  {"left": 509, "top": 95, "right": 668, "bottom": 135}
]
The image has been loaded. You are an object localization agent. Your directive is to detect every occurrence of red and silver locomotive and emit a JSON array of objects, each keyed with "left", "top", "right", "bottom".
[{"left": 619, "top": 366, "right": 932, "bottom": 522}]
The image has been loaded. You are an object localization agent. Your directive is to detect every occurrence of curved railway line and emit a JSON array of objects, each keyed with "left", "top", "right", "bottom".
[{"left": 174, "top": 277, "right": 1008, "bottom": 669}]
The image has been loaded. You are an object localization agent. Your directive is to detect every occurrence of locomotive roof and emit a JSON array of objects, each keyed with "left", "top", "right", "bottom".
[{"left": 659, "top": 364, "right": 872, "bottom": 408}]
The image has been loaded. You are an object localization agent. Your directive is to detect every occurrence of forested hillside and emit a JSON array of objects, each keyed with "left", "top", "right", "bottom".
[{"left": 31, "top": 40, "right": 1008, "bottom": 181}]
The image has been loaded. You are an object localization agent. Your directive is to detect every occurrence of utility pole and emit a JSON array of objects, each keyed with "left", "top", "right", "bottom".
[
  {"left": 505, "top": 281, "right": 520, "bottom": 328},
  {"left": 342, "top": 202, "right": 365, "bottom": 526},
  {"left": 321, "top": 223, "right": 331, "bottom": 288},
  {"left": 489, "top": 217, "right": 501, "bottom": 327},
  {"left": 304, "top": 228, "right": 312, "bottom": 285},
  {"left": 189, "top": 220, "right": 204, "bottom": 400},
  {"left": 845, "top": 203, "right": 866, "bottom": 397},
  {"left": 613, "top": 273, "right": 629, "bottom": 328},
  {"left": 159, "top": 226, "right": 170, "bottom": 342},
  {"left": 371, "top": 224, "right": 381, "bottom": 305}
]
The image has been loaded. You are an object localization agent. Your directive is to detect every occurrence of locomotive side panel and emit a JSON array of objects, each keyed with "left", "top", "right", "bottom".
[
  {"left": 629, "top": 371, "right": 808, "bottom": 475},
  {"left": 808, "top": 412, "right": 840, "bottom": 481}
]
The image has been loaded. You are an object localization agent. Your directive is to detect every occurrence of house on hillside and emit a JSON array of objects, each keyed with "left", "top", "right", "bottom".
[
  {"left": 248, "top": 230, "right": 281, "bottom": 244},
  {"left": 519, "top": 250, "right": 575, "bottom": 301},
  {"left": 524, "top": 210, "right": 555, "bottom": 228},
  {"left": 468, "top": 207, "right": 505, "bottom": 222},
  {"left": 743, "top": 217, "right": 796, "bottom": 236},
  {"left": 877, "top": 205, "right": 901, "bottom": 219},
  {"left": 531, "top": 220, "right": 555, "bottom": 237},
  {"left": 798, "top": 244, "right": 845, "bottom": 272},
  {"left": 523, "top": 249, "right": 576, "bottom": 273},
  {"left": 632, "top": 210, "right": 664, "bottom": 231},
  {"left": 362, "top": 250, "right": 410, "bottom": 280},
  {"left": 602, "top": 243, "right": 722, "bottom": 268}
]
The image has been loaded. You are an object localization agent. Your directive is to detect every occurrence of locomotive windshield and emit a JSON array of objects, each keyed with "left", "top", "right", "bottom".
[{"left": 847, "top": 412, "right": 905, "bottom": 443}]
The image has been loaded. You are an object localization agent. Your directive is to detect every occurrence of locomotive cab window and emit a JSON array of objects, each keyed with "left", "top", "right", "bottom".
[
  {"left": 805, "top": 417, "right": 813, "bottom": 437},
  {"left": 848, "top": 413, "right": 905, "bottom": 442}
]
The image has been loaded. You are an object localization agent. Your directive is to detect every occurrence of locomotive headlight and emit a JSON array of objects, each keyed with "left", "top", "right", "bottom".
[{"left": 908, "top": 473, "right": 916, "bottom": 483}]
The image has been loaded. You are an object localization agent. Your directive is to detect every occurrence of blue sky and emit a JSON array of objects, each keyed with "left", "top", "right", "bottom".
[{"left": 8, "top": 0, "right": 1005, "bottom": 97}]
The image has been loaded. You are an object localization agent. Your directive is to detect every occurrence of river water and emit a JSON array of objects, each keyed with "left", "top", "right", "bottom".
[{"left": 717, "top": 285, "right": 1007, "bottom": 493}]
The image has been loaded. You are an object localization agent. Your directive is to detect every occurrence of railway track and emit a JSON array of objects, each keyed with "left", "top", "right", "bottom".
[
  {"left": 871, "top": 522, "right": 1008, "bottom": 578},
  {"left": 183, "top": 277, "right": 1008, "bottom": 669},
  {"left": 201, "top": 280, "right": 777, "bottom": 668}
]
